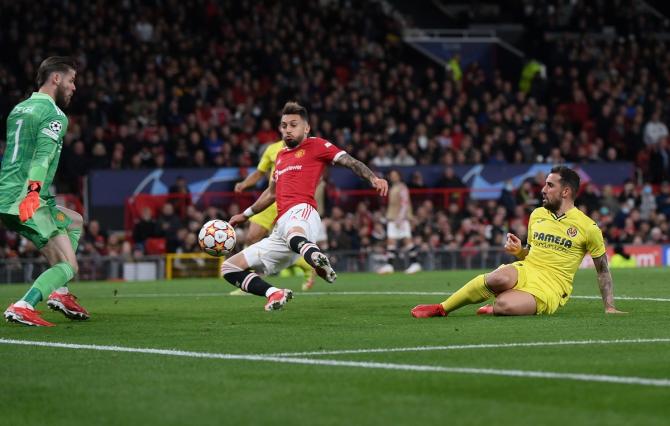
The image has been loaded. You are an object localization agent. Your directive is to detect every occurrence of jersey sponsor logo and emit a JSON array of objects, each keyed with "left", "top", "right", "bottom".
[
  {"left": 49, "top": 121, "right": 62, "bottom": 133},
  {"left": 41, "top": 128, "right": 60, "bottom": 141},
  {"left": 275, "top": 164, "right": 303, "bottom": 177},
  {"left": 566, "top": 227, "right": 578, "bottom": 238},
  {"left": 295, "top": 149, "right": 305, "bottom": 158},
  {"left": 533, "top": 231, "right": 573, "bottom": 249}
]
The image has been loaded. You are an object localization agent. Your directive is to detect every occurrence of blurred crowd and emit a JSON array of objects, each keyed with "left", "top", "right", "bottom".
[
  {"left": 3, "top": 172, "right": 670, "bottom": 262},
  {"left": 3, "top": 0, "right": 670, "bottom": 262},
  {"left": 2, "top": 0, "right": 670, "bottom": 196}
]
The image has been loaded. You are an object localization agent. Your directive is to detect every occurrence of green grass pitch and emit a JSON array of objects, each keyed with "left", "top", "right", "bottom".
[{"left": 1, "top": 268, "right": 669, "bottom": 425}]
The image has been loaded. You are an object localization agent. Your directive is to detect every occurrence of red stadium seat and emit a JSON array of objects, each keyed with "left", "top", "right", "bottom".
[{"left": 145, "top": 237, "right": 167, "bottom": 255}]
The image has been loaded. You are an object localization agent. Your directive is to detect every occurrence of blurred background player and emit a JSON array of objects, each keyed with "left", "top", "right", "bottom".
[
  {"left": 232, "top": 139, "right": 315, "bottom": 294},
  {"left": 411, "top": 166, "right": 626, "bottom": 318},
  {"left": 224, "top": 101, "right": 388, "bottom": 311},
  {"left": 377, "top": 170, "right": 422, "bottom": 274},
  {"left": 1, "top": 56, "right": 89, "bottom": 327}
]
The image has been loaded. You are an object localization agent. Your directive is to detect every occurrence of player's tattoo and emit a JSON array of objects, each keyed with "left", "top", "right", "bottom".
[
  {"left": 592, "top": 254, "right": 615, "bottom": 309},
  {"left": 336, "top": 154, "right": 376, "bottom": 183}
]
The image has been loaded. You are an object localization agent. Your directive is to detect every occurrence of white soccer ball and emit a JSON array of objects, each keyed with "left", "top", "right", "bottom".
[{"left": 198, "top": 219, "right": 237, "bottom": 257}]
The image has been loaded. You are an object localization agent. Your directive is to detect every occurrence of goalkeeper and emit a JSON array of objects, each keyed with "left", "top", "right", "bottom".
[{"left": 1, "top": 57, "right": 89, "bottom": 327}]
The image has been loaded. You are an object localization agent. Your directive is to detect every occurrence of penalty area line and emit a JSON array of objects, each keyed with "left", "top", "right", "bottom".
[{"left": 0, "top": 338, "right": 669, "bottom": 388}]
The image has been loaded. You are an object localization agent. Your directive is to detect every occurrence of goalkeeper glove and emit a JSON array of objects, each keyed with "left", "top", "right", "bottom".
[{"left": 19, "top": 181, "right": 42, "bottom": 222}]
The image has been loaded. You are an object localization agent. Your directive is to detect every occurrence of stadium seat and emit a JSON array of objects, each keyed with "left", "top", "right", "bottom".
[{"left": 145, "top": 237, "right": 167, "bottom": 255}]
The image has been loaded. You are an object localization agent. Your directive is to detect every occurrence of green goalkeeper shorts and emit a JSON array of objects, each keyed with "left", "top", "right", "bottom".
[{"left": 0, "top": 205, "right": 72, "bottom": 249}]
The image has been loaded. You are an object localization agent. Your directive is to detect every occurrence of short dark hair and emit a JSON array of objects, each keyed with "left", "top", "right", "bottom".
[
  {"left": 36, "top": 56, "right": 78, "bottom": 87},
  {"left": 281, "top": 101, "right": 308, "bottom": 122},
  {"left": 550, "top": 165, "right": 580, "bottom": 198}
]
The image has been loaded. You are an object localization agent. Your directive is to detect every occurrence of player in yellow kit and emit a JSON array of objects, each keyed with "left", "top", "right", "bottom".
[
  {"left": 232, "top": 140, "right": 315, "bottom": 294},
  {"left": 412, "top": 166, "right": 626, "bottom": 317}
]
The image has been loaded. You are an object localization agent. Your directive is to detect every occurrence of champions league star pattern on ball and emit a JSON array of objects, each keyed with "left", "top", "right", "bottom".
[{"left": 198, "top": 219, "right": 237, "bottom": 257}]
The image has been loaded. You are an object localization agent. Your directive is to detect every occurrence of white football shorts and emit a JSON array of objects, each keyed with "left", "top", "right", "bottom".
[
  {"left": 387, "top": 220, "right": 411, "bottom": 240},
  {"left": 243, "top": 203, "right": 322, "bottom": 275}
]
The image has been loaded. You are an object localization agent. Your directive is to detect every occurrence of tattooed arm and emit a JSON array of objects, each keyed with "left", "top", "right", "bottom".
[
  {"left": 592, "top": 254, "right": 626, "bottom": 314},
  {"left": 335, "top": 154, "right": 388, "bottom": 196}
]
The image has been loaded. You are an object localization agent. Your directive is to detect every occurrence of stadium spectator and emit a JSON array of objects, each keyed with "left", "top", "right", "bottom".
[
  {"left": 408, "top": 171, "right": 426, "bottom": 189},
  {"left": 157, "top": 203, "right": 183, "bottom": 237},
  {"left": 577, "top": 183, "right": 601, "bottom": 214},
  {"left": 644, "top": 111, "right": 669, "bottom": 147},
  {"left": 82, "top": 220, "right": 108, "bottom": 256},
  {"left": 4, "top": 0, "right": 670, "bottom": 268},
  {"left": 132, "top": 207, "right": 160, "bottom": 247}
]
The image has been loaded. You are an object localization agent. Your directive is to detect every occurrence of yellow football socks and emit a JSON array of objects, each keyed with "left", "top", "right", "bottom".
[
  {"left": 294, "top": 256, "right": 312, "bottom": 276},
  {"left": 440, "top": 274, "right": 494, "bottom": 313}
]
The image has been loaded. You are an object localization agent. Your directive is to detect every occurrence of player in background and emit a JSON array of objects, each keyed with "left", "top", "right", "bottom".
[
  {"left": 377, "top": 169, "right": 422, "bottom": 274},
  {"left": 224, "top": 101, "right": 388, "bottom": 310},
  {"left": 1, "top": 57, "right": 89, "bottom": 327},
  {"left": 231, "top": 139, "right": 315, "bottom": 295},
  {"left": 411, "top": 166, "right": 626, "bottom": 318}
]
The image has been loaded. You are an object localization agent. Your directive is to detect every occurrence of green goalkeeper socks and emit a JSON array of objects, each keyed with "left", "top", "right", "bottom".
[
  {"left": 20, "top": 262, "right": 75, "bottom": 306},
  {"left": 21, "top": 288, "right": 43, "bottom": 307}
]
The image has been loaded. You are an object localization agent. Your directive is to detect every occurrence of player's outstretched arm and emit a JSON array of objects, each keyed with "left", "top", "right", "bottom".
[
  {"left": 234, "top": 170, "right": 265, "bottom": 193},
  {"left": 335, "top": 153, "right": 388, "bottom": 196},
  {"left": 229, "top": 179, "right": 276, "bottom": 227},
  {"left": 592, "top": 254, "right": 626, "bottom": 314}
]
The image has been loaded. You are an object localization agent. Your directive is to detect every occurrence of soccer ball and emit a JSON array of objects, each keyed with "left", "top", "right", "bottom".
[{"left": 198, "top": 219, "right": 236, "bottom": 257}]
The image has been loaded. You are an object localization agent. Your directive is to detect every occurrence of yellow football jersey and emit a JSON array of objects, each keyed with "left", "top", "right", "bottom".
[
  {"left": 250, "top": 140, "right": 284, "bottom": 229},
  {"left": 257, "top": 140, "right": 285, "bottom": 176},
  {"left": 524, "top": 207, "right": 606, "bottom": 299}
]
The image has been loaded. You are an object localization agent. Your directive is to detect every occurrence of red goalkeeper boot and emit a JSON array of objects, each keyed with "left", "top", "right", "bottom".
[
  {"left": 47, "top": 291, "right": 90, "bottom": 320},
  {"left": 4, "top": 303, "right": 55, "bottom": 327}
]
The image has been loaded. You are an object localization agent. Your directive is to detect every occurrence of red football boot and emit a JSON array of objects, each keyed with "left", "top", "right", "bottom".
[
  {"left": 47, "top": 291, "right": 90, "bottom": 320},
  {"left": 4, "top": 303, "right": 55, "bottom": 327},
  {"left": 411, "top": 304, "right": 447, "bottom": 318},
  {"left": 264, "top": 289, "right": 293, "bottom": 311}
]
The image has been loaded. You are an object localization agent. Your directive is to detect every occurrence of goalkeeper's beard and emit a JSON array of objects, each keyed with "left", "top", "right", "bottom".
[{"left": 55, "top": 84, "right": 71, "bottom": 108}]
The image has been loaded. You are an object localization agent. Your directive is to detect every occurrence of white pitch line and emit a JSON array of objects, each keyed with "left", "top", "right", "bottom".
[
  {"left": 104, "top": 291, "right": 670, "bottom": 302},
  {"left": 106, "top": 291, "right": 450, "bottom": 298},
  {"left": 1, "top": 338, "right": 668, "bottom": 388},
  {"left": 269, "top": 338, "right": 670, "bottom": 357},
  {"left": 572, "top": 295, "right": 670, "bottom": 302}
]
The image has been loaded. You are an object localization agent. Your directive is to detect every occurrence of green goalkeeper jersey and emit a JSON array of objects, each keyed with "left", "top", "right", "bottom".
[{"left": 0, "top": 92, "right": 69, "bottom": 214}]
